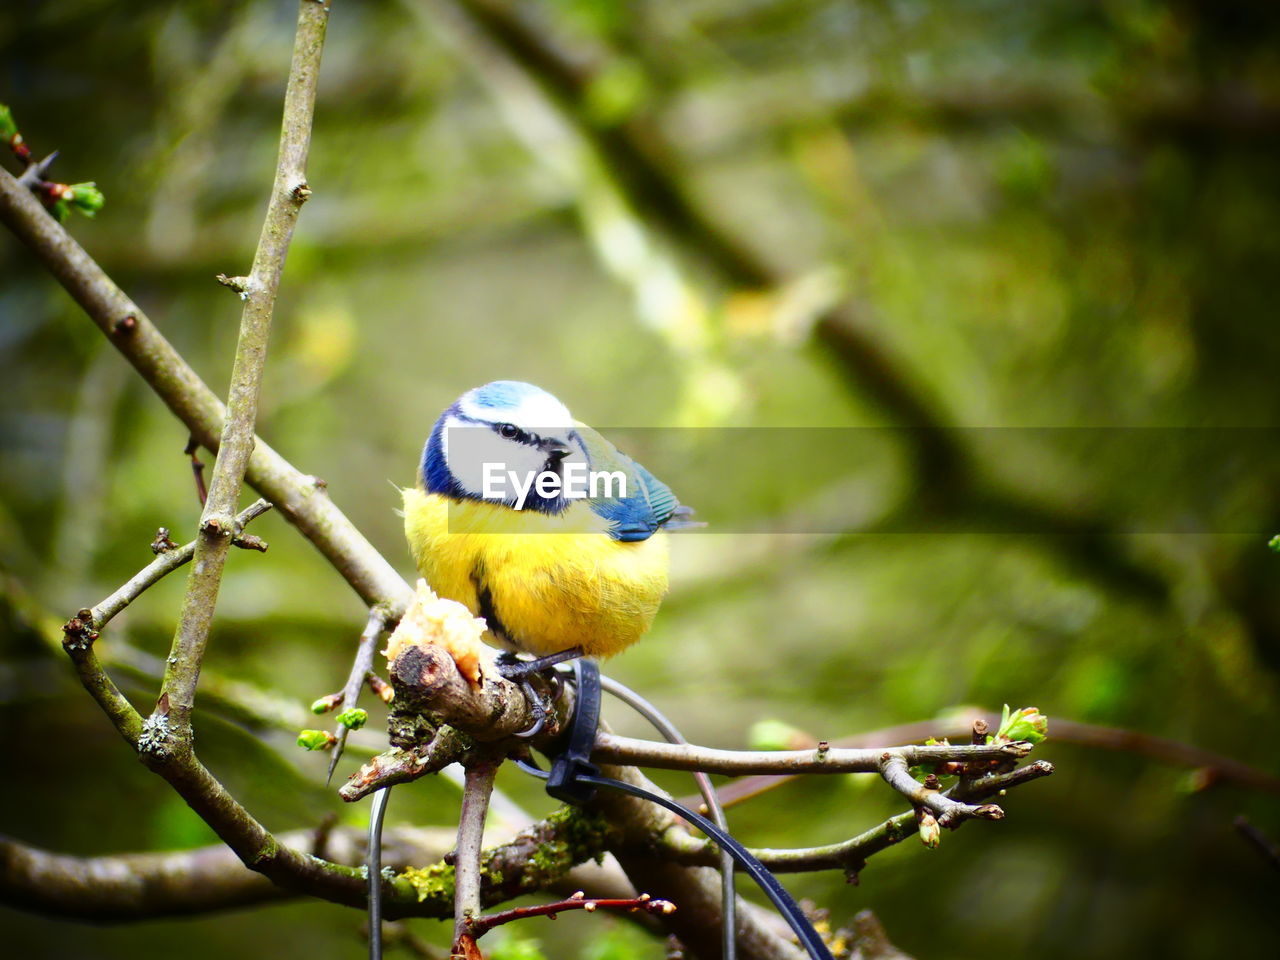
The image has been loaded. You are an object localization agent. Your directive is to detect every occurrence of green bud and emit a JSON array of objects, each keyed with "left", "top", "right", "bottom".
[
  {"left": 917, "top": 810, "right": 940, "bottom": 848},
  {"left": 336, "top": 707, "right": 368, "bottom": 730},
  {"left": 67, "top": 182, "right": 105, "bottom": 217},
  {"left": 310, "top": 694, "right": 341, "bottom": 715},
  {"left": 996, "top": 705, "right": 1048, "bottom": 744},
  {"left": 1269, "top": 534, "right": 1280, "bottom": 553},
  {"left": 0, "top": 104, "right": 16, "bottom": 140},
  {"left": 296, "top": 729, "right": 335, "bottom": 751},
  {"left": 748, "top": 718, "right": 810, "bottom": 751}
]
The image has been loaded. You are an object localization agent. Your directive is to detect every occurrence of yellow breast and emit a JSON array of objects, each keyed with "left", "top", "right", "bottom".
[{"left": 402, "top": 487, "right": 669, "bottom": 659}]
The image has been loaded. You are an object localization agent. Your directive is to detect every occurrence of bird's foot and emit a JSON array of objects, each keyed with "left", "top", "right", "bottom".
[{"left": 496, "top": 647, "right": 584, "bottom": 738}]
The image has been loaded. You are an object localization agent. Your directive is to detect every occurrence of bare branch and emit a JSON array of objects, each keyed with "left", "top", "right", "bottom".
[
  {"left": 589, "top": 762, "right": 807, "bottom": 960},
  {"left": 0, "top": 813, "right": 632, "bottom": 923},
  {"left": 1234, "top": 816, "right": 1280, "bottom": 873},
  {"left": 0, "top": 170, "right": 411, "bottom": 622},
  {"left": 453, "top": 757, "right": 500, "bottom": 948},
  {"left": 468, "top": 891, "right": 676, "bottom": 937},
  {"left": 879, "top": 755, "right": 1003, "bottom": 828},
  {"left": 710, "top": 711, "right": 1280, "bottom": 811},
  {"left": 328, "top": 605, "right": 394, "bottom": 782},
  {"left": 72, "top": 500, "right": 273, "bottom": 633},
  {"left": 592, "top": 731, "right": 1032, "bottom": 776},
  {"left": 662, "top": 761, "right": 1055, "bottom": 880},
  {"left": 154, "top": 0, "right": 331, "bottom": 738}
]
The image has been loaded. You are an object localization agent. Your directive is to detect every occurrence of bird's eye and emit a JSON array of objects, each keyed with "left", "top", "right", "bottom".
[{"left": 497, "top": 423, "right": 520, "bottom": 439}]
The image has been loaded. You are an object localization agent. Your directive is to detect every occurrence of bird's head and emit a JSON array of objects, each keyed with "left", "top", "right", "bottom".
[{"left": 422, "top": 381, "right": 588, "bottom": 513}]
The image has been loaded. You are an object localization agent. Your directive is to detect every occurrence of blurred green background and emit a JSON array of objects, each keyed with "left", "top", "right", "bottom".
[{"left": 2, "top": 0, "right": 1279, "bottom": 957}]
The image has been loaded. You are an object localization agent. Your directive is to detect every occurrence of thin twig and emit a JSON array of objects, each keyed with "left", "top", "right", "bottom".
[
  {"left": 593, "top": 732, "right": 1032, "bottom": 776},
  {"left": 879, "top": 755, "right": 1003, "bottom": 828},
  {"left": 662, "top": 761, "right": 1055, "bottom": 879},
  {"left": 329, "top": 606, "right": 392, "bottom": 783},
  {"left": 706, "top": 711, "right": 1280, "bottom": 810},
  {"left": 1233, "top": 816, "right": 1280, "bottom": 873},
  {"left": 0, "top": 169, "right": 411, "bottom": 620},
  {"left": 155, "top": 0, "right": 330, "bottom": 739},
  {"left": 185, "top": 435, "right": 209, "bottom": 506},
  {"left": 468, "top": 891, "right": 676, "bottom": 937},
  {"left": 76, "top": 500, "right": 272, "bottom": 632},
  {"left": 453, "top": 757, "right": 501, "bottom": 948}
]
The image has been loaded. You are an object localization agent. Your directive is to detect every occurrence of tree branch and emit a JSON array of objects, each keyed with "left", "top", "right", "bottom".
[
  {"left": 154, "top": 0, "right": 330, "bottom": 737},
  {"left": 0, "top": 156, "right": 411, "bottom": 621},
  {"left": 453, "top": 756, "right": 500, "bottom": 949},
  {"left": 592, "top": 732, "right": 1032, "bottom": 775},
  {"left": 0, "top": 811, "right": 633, "bottom": 923},
  {"left": 708, "top": 711, "right": 1280, "bottom": 810},
  {"left": 328, "top": 605, "right": 394, "bottom": 782},
  {"left": 81, "top": 500, "right": 272, "bottom": 633},
  {"left": 467, "top": 891, "right": 676, "bottom": 937},
  {"left": 878, "top": 755, "right": 1003, "bottom": 828},
  {"left": 660, "top": 761, "right": 1053, "bottom": 880}
]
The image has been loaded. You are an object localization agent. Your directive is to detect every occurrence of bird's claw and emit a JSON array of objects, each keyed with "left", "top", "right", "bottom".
[{"left": 496, "top": 647, "right": 584, "bottom": 738}]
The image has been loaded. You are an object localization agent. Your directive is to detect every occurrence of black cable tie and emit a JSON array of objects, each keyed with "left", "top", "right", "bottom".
[
  {"left": 524, "top": 661, "right": 834, "bottom": 960},
  {"left": 545, "top": 659, "right": 602, "bottom": 805}
]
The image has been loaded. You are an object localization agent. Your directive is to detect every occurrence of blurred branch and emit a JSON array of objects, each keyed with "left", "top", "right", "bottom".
[
  {"left": 706, "top": 711, "right": 1280, "bottom": 811},
  {"left": 664, "top": 761, "right": 1054, "bottom": 880},
  {"left": 1233, "top": 816, "right": 1280, "bottom": 873},
  {"left": 0, "top": 162, "right": 411, "bottom": 620},
  {"left": 423, "top": 0, "right": 1171, "bottom": 603},
  {"left": 0, "top": 811, "right": 635, "bottom": 923},
  {"left": 152, "top": 0, "right": 326, "bottom": 740}
]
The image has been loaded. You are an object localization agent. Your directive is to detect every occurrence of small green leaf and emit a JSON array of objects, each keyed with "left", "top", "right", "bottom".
[
  {"left": 297, "top": 729, "right": 335, "bottom": 750},
  {"left": 1268, "top": 534, "right": 1280, "bottom": 553},
  {"left": 995, "top": 706, "right": 1048, "bottom": 744},
  {"left": 67, "top": 182, "right": 105, "bottom": 217},
  {"left": 336, "top": 707, "right": 368, "bottom": 730}
]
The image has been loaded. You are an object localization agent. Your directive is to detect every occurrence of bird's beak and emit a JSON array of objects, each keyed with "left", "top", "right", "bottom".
[{"left": 540, "top": 437, "right": 573, "bottom": 460}]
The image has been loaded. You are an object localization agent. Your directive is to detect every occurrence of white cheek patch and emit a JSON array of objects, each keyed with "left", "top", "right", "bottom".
[{"left": 444, "top": 420, "right": 547, "bottom": 502}]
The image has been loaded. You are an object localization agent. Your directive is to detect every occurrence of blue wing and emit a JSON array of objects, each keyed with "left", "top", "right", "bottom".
[{"left": 575, "top": 424, "right": 700, "bottom": 542}]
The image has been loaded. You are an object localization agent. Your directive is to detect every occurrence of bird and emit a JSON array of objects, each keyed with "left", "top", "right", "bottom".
[{"left": 404, "top": 381, "right": 697, "bottom": 704}]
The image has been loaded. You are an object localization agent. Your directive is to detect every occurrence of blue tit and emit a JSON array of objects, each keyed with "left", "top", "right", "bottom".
[{"left": 404, "top": 380, "right": 697, "bottom": 662}]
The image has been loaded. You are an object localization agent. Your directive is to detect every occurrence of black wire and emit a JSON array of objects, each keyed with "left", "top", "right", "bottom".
[
  {"left": 367, "top": 785, "right": 391, "bottom": 960},
  {"left": 515, "top": 754, "right": 834, "bottom": 960},
  {"left": 598, "top": 674, "right": 737, "bottom": 960}
]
